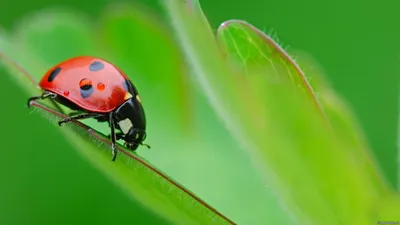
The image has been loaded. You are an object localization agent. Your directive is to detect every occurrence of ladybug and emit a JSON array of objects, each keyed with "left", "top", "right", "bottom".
[{"left": 28, "top": 56, "right": 149, "bottom": 161}]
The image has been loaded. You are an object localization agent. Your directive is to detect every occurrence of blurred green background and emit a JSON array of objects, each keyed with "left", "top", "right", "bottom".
[{"left": 0, "top": 0, "right": 398, "bottom": 224}]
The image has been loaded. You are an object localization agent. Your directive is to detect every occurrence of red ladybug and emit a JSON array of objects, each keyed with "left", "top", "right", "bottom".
[{"left": 28, "top": 56, "right": 149, "bottom": 161}]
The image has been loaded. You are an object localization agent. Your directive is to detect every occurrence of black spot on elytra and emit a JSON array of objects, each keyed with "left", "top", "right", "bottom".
[
  {"left": 89, "top": 61, "right": 104, "bottom": 72},
  {"left": 80, "top": 83, "right": 94, "bottom": 98},
  {"left": 47, "top": 67, "right": 61, "bottom": 82}
]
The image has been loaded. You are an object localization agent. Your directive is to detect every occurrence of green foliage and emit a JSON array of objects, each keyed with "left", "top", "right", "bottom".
[
  {"left": 1, "top": 0, "right": 399, "bottom": 224},
  {"left": 165, "top": 0, "right": 400, "bottom": 224}
]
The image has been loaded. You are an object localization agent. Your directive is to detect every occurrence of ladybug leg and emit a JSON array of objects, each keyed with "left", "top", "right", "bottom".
[
  {"left": 58, "top": 113, "right": 104, "bottom": 126},
  {"left": 28, "top": 92, "right": 65, "bottom": 114},
  {"left": 27, "top": 96, "right": 42, "bottom": 106},
  {"left": 27, "top": 92, "right": 56, "bottom": 107},
  {"left": 109, "top": 112, "right": 118, "bottom": 161}
]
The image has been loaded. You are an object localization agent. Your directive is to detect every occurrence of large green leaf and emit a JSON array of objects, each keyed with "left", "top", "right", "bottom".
[
  {"left": 0, "top": 7, "right": 234, "bottom": 225},
  {"left": 216, "top": 17, "right": 391, "bottom": 211},
  {"left": 164, "top": 0, "right": 396, "bottom": 224}
]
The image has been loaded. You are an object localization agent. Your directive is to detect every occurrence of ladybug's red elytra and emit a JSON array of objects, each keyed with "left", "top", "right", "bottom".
[{"left": 28, "top": 56, "right": 149, "bottom": 161}]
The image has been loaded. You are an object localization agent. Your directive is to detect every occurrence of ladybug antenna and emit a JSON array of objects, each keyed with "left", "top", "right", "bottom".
[
  {"left": 140, "top": 132, "right": 150, "bottom": 149},
  {"left": 141, "top": 143, "right": 151, "bottom": 149}
]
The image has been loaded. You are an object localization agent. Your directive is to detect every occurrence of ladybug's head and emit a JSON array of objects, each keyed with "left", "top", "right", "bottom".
[{"left": 124, "top": 128, "right": 148, "bottom": 150}]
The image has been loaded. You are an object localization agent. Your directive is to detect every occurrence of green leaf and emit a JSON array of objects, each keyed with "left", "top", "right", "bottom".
[
  {"left": 216, "top": 19, "right": 327, "bottom": 121},
  {"left": 0, "top": 8, "right": 234, "bottom": 225},
  {"left": 164, "top": 0, "right": 394, "bottom": 224},
  {"left": 217, "top": 18, "right": 390, "bottom": 201}
]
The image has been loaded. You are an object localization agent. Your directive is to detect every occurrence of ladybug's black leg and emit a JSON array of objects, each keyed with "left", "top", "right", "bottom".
[
  {"left": 27, "top": 92, "right": 56, "bottom": 107},
  {"left": 27, "top": 92, "right": 65, "bottom": 114},
  {"left": 109, "top": 112, "right": 118, "bottom": 161},
  {"left": 58, "top": 113, "right": 103, "bottom": 126},
  {"left": 27, "top": 96, "right": 42, "bottom": 106}
]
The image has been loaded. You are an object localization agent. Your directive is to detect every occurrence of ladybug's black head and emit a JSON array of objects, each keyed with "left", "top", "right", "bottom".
[
  {"left": 113, "top": 94, "right": 149, "bottom": 150},
  {"left": 124, "top": 128, "right": 147, "bottom": 150}
]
